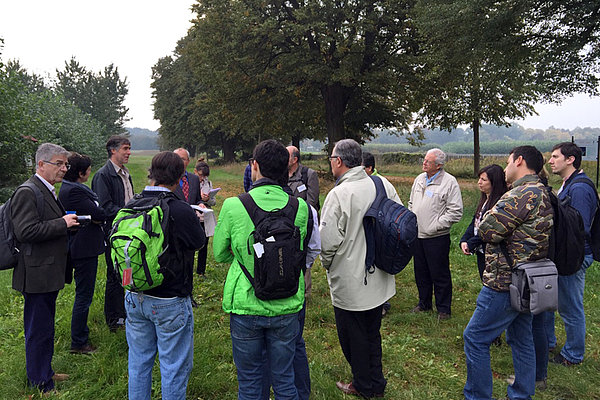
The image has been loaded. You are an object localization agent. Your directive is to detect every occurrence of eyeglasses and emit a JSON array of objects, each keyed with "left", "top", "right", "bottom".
[
  {"left": 43, "top": 160, "right": 70, "bottom": 169},
  {"left": 328, "top": 155, "right": 341, "bottom": 161}
]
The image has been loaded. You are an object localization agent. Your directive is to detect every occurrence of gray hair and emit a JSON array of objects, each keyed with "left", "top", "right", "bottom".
[
  {"left": 333, "top": 139, "right": 362, "bottom": 168},
  {"left": 35, "top": 143, "right": 69, "bottom": 167},
  {"left": 426, "top": 148, "right": 447, "bottom": 166},
  {"left": 174, "top": 148, "right": 190, "bottom": 158}
]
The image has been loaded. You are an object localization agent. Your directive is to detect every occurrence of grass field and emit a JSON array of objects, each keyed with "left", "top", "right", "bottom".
[{"left": 1, "top": 153, "right": 599, "bottom": 399}]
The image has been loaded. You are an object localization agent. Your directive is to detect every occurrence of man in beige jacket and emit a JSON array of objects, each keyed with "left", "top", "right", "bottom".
[
  {"left": 409, "top": 148, "right": 463, "bottom": 320},
  {"left": 320, "top": 139, "right": 401, "bottom": 398}
]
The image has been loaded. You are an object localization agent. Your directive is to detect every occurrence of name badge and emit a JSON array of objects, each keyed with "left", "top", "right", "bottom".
[
  {"left": 297, "top": 184, "right": 307, "bottom": 193},
  {"left": 425, "top": 189, "right": 434, "bottom": 198}
]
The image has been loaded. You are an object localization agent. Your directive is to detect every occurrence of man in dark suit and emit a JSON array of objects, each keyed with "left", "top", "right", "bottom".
[
  {"left": 91, "top": 135, "right": 134, "bottom": 331},
  {"left": 11, "top": 143, "right": 79, "bottom": 393},
  {"left": 173, "top": 148, "right": 202, "bottom": 205}
]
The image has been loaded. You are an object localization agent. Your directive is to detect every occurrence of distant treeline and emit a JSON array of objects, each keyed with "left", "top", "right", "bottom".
[{"left": 126, "top": 127, "right": 159, "bottom": 150}]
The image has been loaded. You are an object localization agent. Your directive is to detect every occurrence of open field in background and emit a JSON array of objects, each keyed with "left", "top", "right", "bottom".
[{"left": 1, "top": 154, "right": 599, "bottom": 399}]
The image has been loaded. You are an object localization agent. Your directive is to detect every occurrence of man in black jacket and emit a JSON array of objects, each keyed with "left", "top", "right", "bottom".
[
  {"left": 91, "top": 135, "right": 134, "bottom": 331},
  {"left": 11, "top": 143, "right": 79, "bottom": 393}
]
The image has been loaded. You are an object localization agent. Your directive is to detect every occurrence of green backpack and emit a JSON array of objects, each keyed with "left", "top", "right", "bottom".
[{"left": 109, "top": 192, "right": 174, "bottom": 291}]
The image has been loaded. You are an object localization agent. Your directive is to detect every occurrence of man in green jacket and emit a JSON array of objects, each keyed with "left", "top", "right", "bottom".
[{"left": 214, "top": 139, "right": 312, "bottom": 400}]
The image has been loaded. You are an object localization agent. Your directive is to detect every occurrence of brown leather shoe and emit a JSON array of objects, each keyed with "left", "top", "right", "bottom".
[
  {"left": 52, "top": 373, "right": 69, "bottom": 382},
  {"left": 336, "top": 381, "right": 362, "bottom": 396},
  {"left": 411, "top": 305, "right": 429, "bottom": 313},
  {"left": 70, "top": 343, "right": 97, "bottom": 355},
  {"left": 438, "top": 312, "right": 451, "bottom": 321}
]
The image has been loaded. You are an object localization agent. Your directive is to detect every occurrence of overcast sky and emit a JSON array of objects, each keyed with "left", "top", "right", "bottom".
[{"left": 2, "top": 1, "right": 599, "bottom": 131}]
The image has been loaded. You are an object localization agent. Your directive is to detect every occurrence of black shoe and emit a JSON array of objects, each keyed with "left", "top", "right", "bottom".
[
  {"left": 108, "top": 318, "right": 126, "bottom": 333},
  {"left": 411, "top": 305, "right": 430, "bottom": 313},
  {"left": 70, "top": 343, "right": 97, "bottom": 355},
  {"left": 550, "top": 353, "right": 579, "bottom": 366},
  {"left": 437, "top": 312, "right": 451, "bottom": 321}
]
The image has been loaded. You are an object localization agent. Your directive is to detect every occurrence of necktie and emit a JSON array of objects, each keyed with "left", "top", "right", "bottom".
[{"left": 182, "top": 174, "right": 189, "bottom": 201}]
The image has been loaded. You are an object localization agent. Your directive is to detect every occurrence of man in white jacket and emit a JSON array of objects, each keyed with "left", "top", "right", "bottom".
[
  {"left": 320, "top": 139, "right": 401, "bottom": 398},
  {"left": 409, "top": 148, "right": 463, "bottom": 320}
]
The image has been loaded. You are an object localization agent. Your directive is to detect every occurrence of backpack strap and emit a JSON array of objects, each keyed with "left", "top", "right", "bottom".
[
  {"left": 300, "top": 166, "right": 309, "bottom": 186},
  {"left": 19, "top": 181, "right": 45, "bottom": 220},
  {"left": 500, "top": 241, "right": 515, "bottom": 269},
  {"left": 363, "top": 175, "right": 387, "bottom": 284}
]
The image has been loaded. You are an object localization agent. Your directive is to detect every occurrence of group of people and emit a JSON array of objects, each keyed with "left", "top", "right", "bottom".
[{"left": 6, "top": 136, "right": 596, "bottom": 400}]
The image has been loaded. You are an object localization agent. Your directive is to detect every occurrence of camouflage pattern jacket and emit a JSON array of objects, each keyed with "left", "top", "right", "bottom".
[{"left": 478, "top": 174, "right": 553, "bottom": 292}]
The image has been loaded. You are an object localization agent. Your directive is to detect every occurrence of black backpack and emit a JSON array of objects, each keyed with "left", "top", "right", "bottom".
[
  {"left": 363, "top": 175, "right": 418, "bottom": 281},
  {"left": 0, "top": 182, "right": 45, "bottom": 270},
  {"left": 237, "top": 193, "right": 312, "bottom": 300},
  {"left": 546, "top": 187, "right": 585, "bottom": 276},
  {"left": 299, "top": 166, "right": 320, "bottom": 211},
  {"left": 568, "top": 176, "right": 600, "bottom": 262}
]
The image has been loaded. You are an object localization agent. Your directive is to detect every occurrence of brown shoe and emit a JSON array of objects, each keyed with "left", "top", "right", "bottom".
[
  {"left": 438, "top": 312, "right": 451, "bottom": 320},
  {"left": 336, "top": 381, "right": 362, "bottom": 397},
  {"left": 52, "top": 373, "right": 69, "bottom": 382},
  {"left": 411, "top": 305, "right": 429, "bottom": 313},
  {"left": 70, "top": 343, "right": 97, "bottom": 355}
]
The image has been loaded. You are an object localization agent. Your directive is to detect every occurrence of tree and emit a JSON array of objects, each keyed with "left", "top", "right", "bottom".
[
  {"left": 180, "top": 0, "right": 422, "bottom": 154},
  {"left": 55, "top": 57, "right": 129, "bottom": 138},
  {"left": 414, "top": 0, "right": 539, "bottom": 176}
]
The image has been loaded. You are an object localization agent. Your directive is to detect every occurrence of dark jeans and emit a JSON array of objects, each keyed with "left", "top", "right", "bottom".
[
  {"left": 104, "top": 250, "right": 126, "bottom": 328},
  {"left": 71, "top": 256, "right": 98, "bottom": 347},
  {"left": 261, "top": 301, "right": 311, "bottom": 400},
  {"left": 334, "top": 305, "right": 386, "bottom": 397},
  {"left": 532, "top": 312, "right": 548, "bottom": 381},
  {"left": 23, "top": 291, "right": 59, "bottom": 392},
  {"left": 413, "top": 235, "right": 452, "bottom": 314}
]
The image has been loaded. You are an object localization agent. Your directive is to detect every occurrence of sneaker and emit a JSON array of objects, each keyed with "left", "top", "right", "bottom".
[{"left": 550, "top": 353, "right": 579, "bottom": 366}]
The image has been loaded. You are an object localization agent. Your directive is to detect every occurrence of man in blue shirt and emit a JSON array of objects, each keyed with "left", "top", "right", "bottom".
[{"left": 547, "top": 142, "right": 598, "bottom": 366}]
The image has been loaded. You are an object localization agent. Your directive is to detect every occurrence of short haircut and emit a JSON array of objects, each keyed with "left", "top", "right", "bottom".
[
  {"left": 552, "top": 142, "right": 583, "bottom": 169},
  {"left": 510, "top": 145, "right": 544, "bottom": 174},
  {"left": 253, "top": 139, "right": 289, "bottom": 183},
  {"left": 291, "top": 148, "right": 300, "bottom": 163},
  {"left": 333, "top": 139, "right": 362, "bottom": 168},
  {"left": 64, "top": 153, "right": 91, "bottom": 182},
  {"left": 362, "top": 151, "right": 375, "bottom": 169},
  {"left": 106, "top": 135, "right": 131, "bottom": 158},
  {"left": 148, "top": 151, "right": 184, "bottom": 186},
  {"left": 426, "top": 148, "right": 447, "bottom": 166},
  {"left": 195, "top": 160, "right": 210, "bottom": 177},
  {"left": 35, "top": 143, "right": 69, "bottom": 167},
  {"left": 174, "top": 148, "right": 190, "bottom": 159}
]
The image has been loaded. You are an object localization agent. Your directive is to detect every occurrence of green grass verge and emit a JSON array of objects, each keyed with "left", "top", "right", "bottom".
[{"left": 1, "top": 154, "right": 598, "bottom": 399}]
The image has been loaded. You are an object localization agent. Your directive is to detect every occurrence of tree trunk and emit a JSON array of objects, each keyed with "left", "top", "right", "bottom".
[
  {"left": 221, "top": 134, "right": 236, "bottom": 163},
  {"left": 321, "top": 83, "right": 352, "bottom": 155},
  {"left": 473, "top": 118, "right": 480, "bottom": 177},
  {"left": 292, "top": 134, "right": 300, "bottom": 149}
]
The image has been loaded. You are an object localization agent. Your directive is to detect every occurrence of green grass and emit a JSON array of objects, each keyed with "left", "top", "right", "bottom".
[{"left": 1, "top": 154, "right": 599, "bottom": 399}]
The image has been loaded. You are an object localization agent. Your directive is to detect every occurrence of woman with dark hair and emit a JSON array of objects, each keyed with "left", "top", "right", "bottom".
[
  {"left": 460, "top": 164, "right": 508, "bottom": 280},
  {"left": 194, "top": 159, "right": 216, "bottom": 275},
  {"left": 58, "top": 153, "right": 106, "bottom": 354}
]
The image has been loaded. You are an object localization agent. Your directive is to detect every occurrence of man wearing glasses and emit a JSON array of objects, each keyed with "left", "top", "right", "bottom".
[
  {"left": 92, "top": 135, "right": 134, "bottom": 332},
  {"left": 408, "top": 148, "right": 463, "bottom": 320},
  {"left": 11, "top": 143, "right": 79, "bottom": 394}
]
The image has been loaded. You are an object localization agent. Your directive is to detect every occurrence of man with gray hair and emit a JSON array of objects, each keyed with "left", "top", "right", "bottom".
[
  {"left": 320, "top": 139, "right": 401, "bottom": 398},
  {"left": 11, "top": 142, "right": 79, "bottom": 393},
  {"left": 409, "top": 148, "right": 463, "bottom": 320}
]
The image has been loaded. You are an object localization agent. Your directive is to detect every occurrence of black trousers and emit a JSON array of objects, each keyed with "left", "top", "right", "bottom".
[
  {"left": 413, "top": 234, "right": 452, "bottom": 314},
  {"left": 334, "top": 305, "right": 386, "bottom": 397},
  {"left": 104, "top": 250, "right": 126, "bottom": 327},
  {"left": 196, "top": 223, "right": 209, "bottom": 275},
  {"left": 23, "top": 291, "right": 59, "bottom": 392}
]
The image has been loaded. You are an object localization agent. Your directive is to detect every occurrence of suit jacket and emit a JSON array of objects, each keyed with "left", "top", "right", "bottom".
[
  {"left": 173, "top": 171, "right": 202, "bottom": 205},
  {"left": 11, "top": 175, "right": 68, "bottom": 293},
  {"left": 58, "top": 180, "right": 106, "bottom": 259},
  {"left": 91, "top": 160, "right": 134, "bottom": 226}
]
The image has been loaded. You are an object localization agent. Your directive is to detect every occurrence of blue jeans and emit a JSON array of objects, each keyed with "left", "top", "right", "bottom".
[
  {"left": 71, "top": 256, "right": 98, "bottom": 348},
  {"left": 545, "top": 254, "right": 592, "bottom": 364},
  {"left": 125, "top": 292, "right": 194, "bottom": 400},
  {"left": 531, "top": 312, "right": 548, "bottom": 381},
  {"left": 464, "top": 286, "right": 535, "bottom": 400},
  {"left": 261, "top": 302, "right": 310, "bottom": 400},
  {"left": 230, "top": 312, "right": 299, "bottom": 400}
]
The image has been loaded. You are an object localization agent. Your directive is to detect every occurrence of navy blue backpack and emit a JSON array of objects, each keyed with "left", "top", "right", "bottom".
[{"left": 363, "top": 175, "right": 418, "bottom": 282}]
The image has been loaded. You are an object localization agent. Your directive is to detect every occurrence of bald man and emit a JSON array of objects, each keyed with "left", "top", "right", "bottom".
[{"left": 287, "top": 146, "right": 320, "bottom": 210}]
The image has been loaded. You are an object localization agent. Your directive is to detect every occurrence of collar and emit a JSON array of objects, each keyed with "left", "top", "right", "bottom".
[
  {"left": 35, "top": 173, "right": 56, "bottom": 195},
  {"left": 109, "top": 159, "right": 129, "bottom": 176},
  {"left": 425, "top": 170, "right": 442, "bottom": 185},
  {"left": 144, "top": 186, "right": 171, "bottom": 192},
  {"left": 251, "top": 177, "right": 284, "bottom": 190},
  {"left": 335, "top": 166, "right": 368, "bottom": 186}
]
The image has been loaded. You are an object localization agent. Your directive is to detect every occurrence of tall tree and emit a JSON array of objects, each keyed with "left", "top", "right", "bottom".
[
  {"left": 181, "top": 0, "right": 422, "bottom": 154},
  {"left": 55, "top": 57, "right": 129, "bottom": 138}
]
